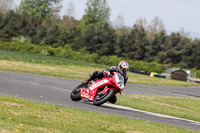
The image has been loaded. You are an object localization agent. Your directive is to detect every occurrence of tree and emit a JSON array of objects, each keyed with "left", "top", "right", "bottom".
[
  {"left": 181, "top": 40, "right": 196, "bottom": 68},
  {"left": 0, "top": 0, "right": 13, "bottom": 14},
  {"left": 114, "top": 14, "right": 130, "bottom": 36},
  {"left": 54, "top": 28, "right": 77, "bottom": 47},
  {"left": 194, "top": 40, "right": 200, "bottom": 69},
  {"left": 147, "top": 17, "right": 165, "bottom": 37},
  {"left": 178, "top": 27, "right": 190, "bottom": 38},
  {"left": 117, "top": 25, "right": 148, "bottom": 60},
  {"left": 64, "top": 0, "right": 76, "bottom": 18},
  {"left": 115, "top": 32, "right": 128, "bottom": 57},
  {"left": 59, "top": 1, "right": 78, "bottom": 30},
  {"left": 96, "top": 24, "right": 116, "bottom": 56},
  {"left": 0, "top": 11, "right": 24, "bottom": 41},
  {"left": 73, "top": 24, "right": 116, "bottom": 56},
  {"left": 157, "top": 32, "right": 190, "bottom": 66},
  {"left": 113, "top": 14, "right": 125, "bottom": 28},
  {"left": 60, "top": 16, "right": 79, "bottom": 30},
  {"left": 144, "top": 31, "right": 166, "bottom": 62},
  {"left": 18, "top": 0, "right": 61, "bottom": 19},
  {"left": 79, "top": 0, "right": 110, "bottom": 30},
  {"left": 135, "top": 17, "right": 147, "bottom": 29},
  {"left": 187, "top": 39, "right": 200, "bottom": 69}
]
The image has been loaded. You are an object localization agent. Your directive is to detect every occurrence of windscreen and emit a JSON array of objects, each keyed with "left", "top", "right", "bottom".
[{"left": 115, "top": 72, "right": 124, "bottom": 90}]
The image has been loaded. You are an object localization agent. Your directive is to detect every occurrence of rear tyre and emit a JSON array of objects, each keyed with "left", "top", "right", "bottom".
[
  {"left": 93, "top": 89, "right": 114, "bottom": 106},
  {"left": 70, "top": 84, "right": 82, "bottom": 101}
]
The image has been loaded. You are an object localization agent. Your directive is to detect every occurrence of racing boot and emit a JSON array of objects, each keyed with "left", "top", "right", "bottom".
[{"left": 108, "top": 95, "right": 117, "bottom": 104}]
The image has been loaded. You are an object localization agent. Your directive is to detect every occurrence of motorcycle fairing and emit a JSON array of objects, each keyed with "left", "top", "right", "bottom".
[{"left": 81, "top": 78, "right": 112, "bottom": 101}]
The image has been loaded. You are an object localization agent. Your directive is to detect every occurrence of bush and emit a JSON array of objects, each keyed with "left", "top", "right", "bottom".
[
  {"left": 98, "top": 55, "right": 124, "bottom": 66},
  {"left": 191, "top": 69, "right": 200, "bottom": 78},
  {"left": 128, "top": 60, "right": 164, "bottom": 73},
  {"left": 197, "top": 71, "right": 200, "bottom": 78},
  {"left": 0, "top": 41, "right": 42, "bottom": 54}
]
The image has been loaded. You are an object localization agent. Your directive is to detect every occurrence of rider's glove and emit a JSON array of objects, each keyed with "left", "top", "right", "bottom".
[{"left": 103, "top": 71, "right": 110, "bottom": 77}]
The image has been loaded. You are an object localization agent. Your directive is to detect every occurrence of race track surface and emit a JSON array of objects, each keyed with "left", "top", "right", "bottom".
[{"left": 0, "top": 72, "right": 200, "bottom": 131}]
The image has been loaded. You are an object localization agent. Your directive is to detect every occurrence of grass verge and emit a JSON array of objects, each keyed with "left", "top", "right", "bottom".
[
  {"left": 116, "top": 94, "right": 200, "bottom": 122},
  {"left": 0, "top": 94, "right": 199, "bottom": 133}
]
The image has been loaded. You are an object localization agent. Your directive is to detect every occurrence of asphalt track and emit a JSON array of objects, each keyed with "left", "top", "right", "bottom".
[{"left": 0, "top": 72, "right": 200, "bottom": 131}]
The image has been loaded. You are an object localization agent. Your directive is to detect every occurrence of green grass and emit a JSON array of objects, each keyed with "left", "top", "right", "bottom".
[
  {"left": 0, "top": 50, "right": 199, "bottom": 86},
  {"left": 127, "top": 72, "right": 199, "bottom": 86},
  {"left": 0, "top": 95, "right": 198, "bottom": 133},
  {"left": 116, "top": 94, "right": 200, "bottom": 122},
  {"left": 0, "top": 50, "right": 107, "bottom": 68}
]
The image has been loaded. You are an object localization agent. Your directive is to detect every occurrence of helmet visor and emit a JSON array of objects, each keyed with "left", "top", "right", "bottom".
[{"left": 120, "top": 65, "right": 128, "bottom": 74}]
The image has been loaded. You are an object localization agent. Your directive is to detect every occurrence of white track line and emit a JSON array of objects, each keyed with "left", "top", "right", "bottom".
[{"left": 103, "top": 103, "right": 200, "bottom": 126}]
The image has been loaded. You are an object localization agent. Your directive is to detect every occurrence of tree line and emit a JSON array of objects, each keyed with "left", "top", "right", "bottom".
[{"left": 0, "top": 0, "right": 200, "bottom": 70}]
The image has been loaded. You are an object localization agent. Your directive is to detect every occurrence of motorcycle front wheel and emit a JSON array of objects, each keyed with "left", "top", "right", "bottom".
[
  {"left": 70, "top": 84, "right": 82, "bottom": 101},
  {"left": 93, "top": 89, "right": 114, "bottom": 106}
]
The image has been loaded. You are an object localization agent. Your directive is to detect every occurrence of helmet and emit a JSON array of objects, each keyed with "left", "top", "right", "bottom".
[{"left": 118, "top": 61, "right": 129, "bottom": 75}]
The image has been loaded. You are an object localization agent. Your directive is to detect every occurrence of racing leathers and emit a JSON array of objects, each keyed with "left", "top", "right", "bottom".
[{"left": 83, "top": 66, "right": 128, "bottom": 85}]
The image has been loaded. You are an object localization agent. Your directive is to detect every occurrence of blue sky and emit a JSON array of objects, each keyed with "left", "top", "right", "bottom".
[{"left": 14, "top": 0, "right": 200, "bottom": 38}]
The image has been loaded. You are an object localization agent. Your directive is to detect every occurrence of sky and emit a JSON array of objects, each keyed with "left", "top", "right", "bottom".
[{"left": 14, "top": 0, "right": 200, "bottom": 38}]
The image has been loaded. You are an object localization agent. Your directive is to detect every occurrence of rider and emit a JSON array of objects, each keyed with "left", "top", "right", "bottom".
[{"left": 82, "top": 61, "right": 129, "bottom": 86}]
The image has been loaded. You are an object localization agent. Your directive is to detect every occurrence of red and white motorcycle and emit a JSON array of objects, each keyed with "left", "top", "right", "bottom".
[{"left": 70, "top": 72, "right": 125, "bottom": 106}]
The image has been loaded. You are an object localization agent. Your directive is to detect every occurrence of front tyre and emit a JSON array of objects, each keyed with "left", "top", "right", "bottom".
[
  {"left": 70, "top": 84, "right": 82, "bottom": 101},
  {"left": 93, "top": 89, "right": 114, "bottom": 106}
]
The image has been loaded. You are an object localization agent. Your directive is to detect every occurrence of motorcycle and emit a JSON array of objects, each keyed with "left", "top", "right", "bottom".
[{"left": 70, "top": 72, "right": 125, "bottom": 106}]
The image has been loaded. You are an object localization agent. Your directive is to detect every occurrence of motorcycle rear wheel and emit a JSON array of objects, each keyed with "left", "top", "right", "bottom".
[
  {"left": 93, "top": 89, "right": 114, "bottom": 106},
  {"left": 70, "top": 84, "right": 82, "bottom": 101}
]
